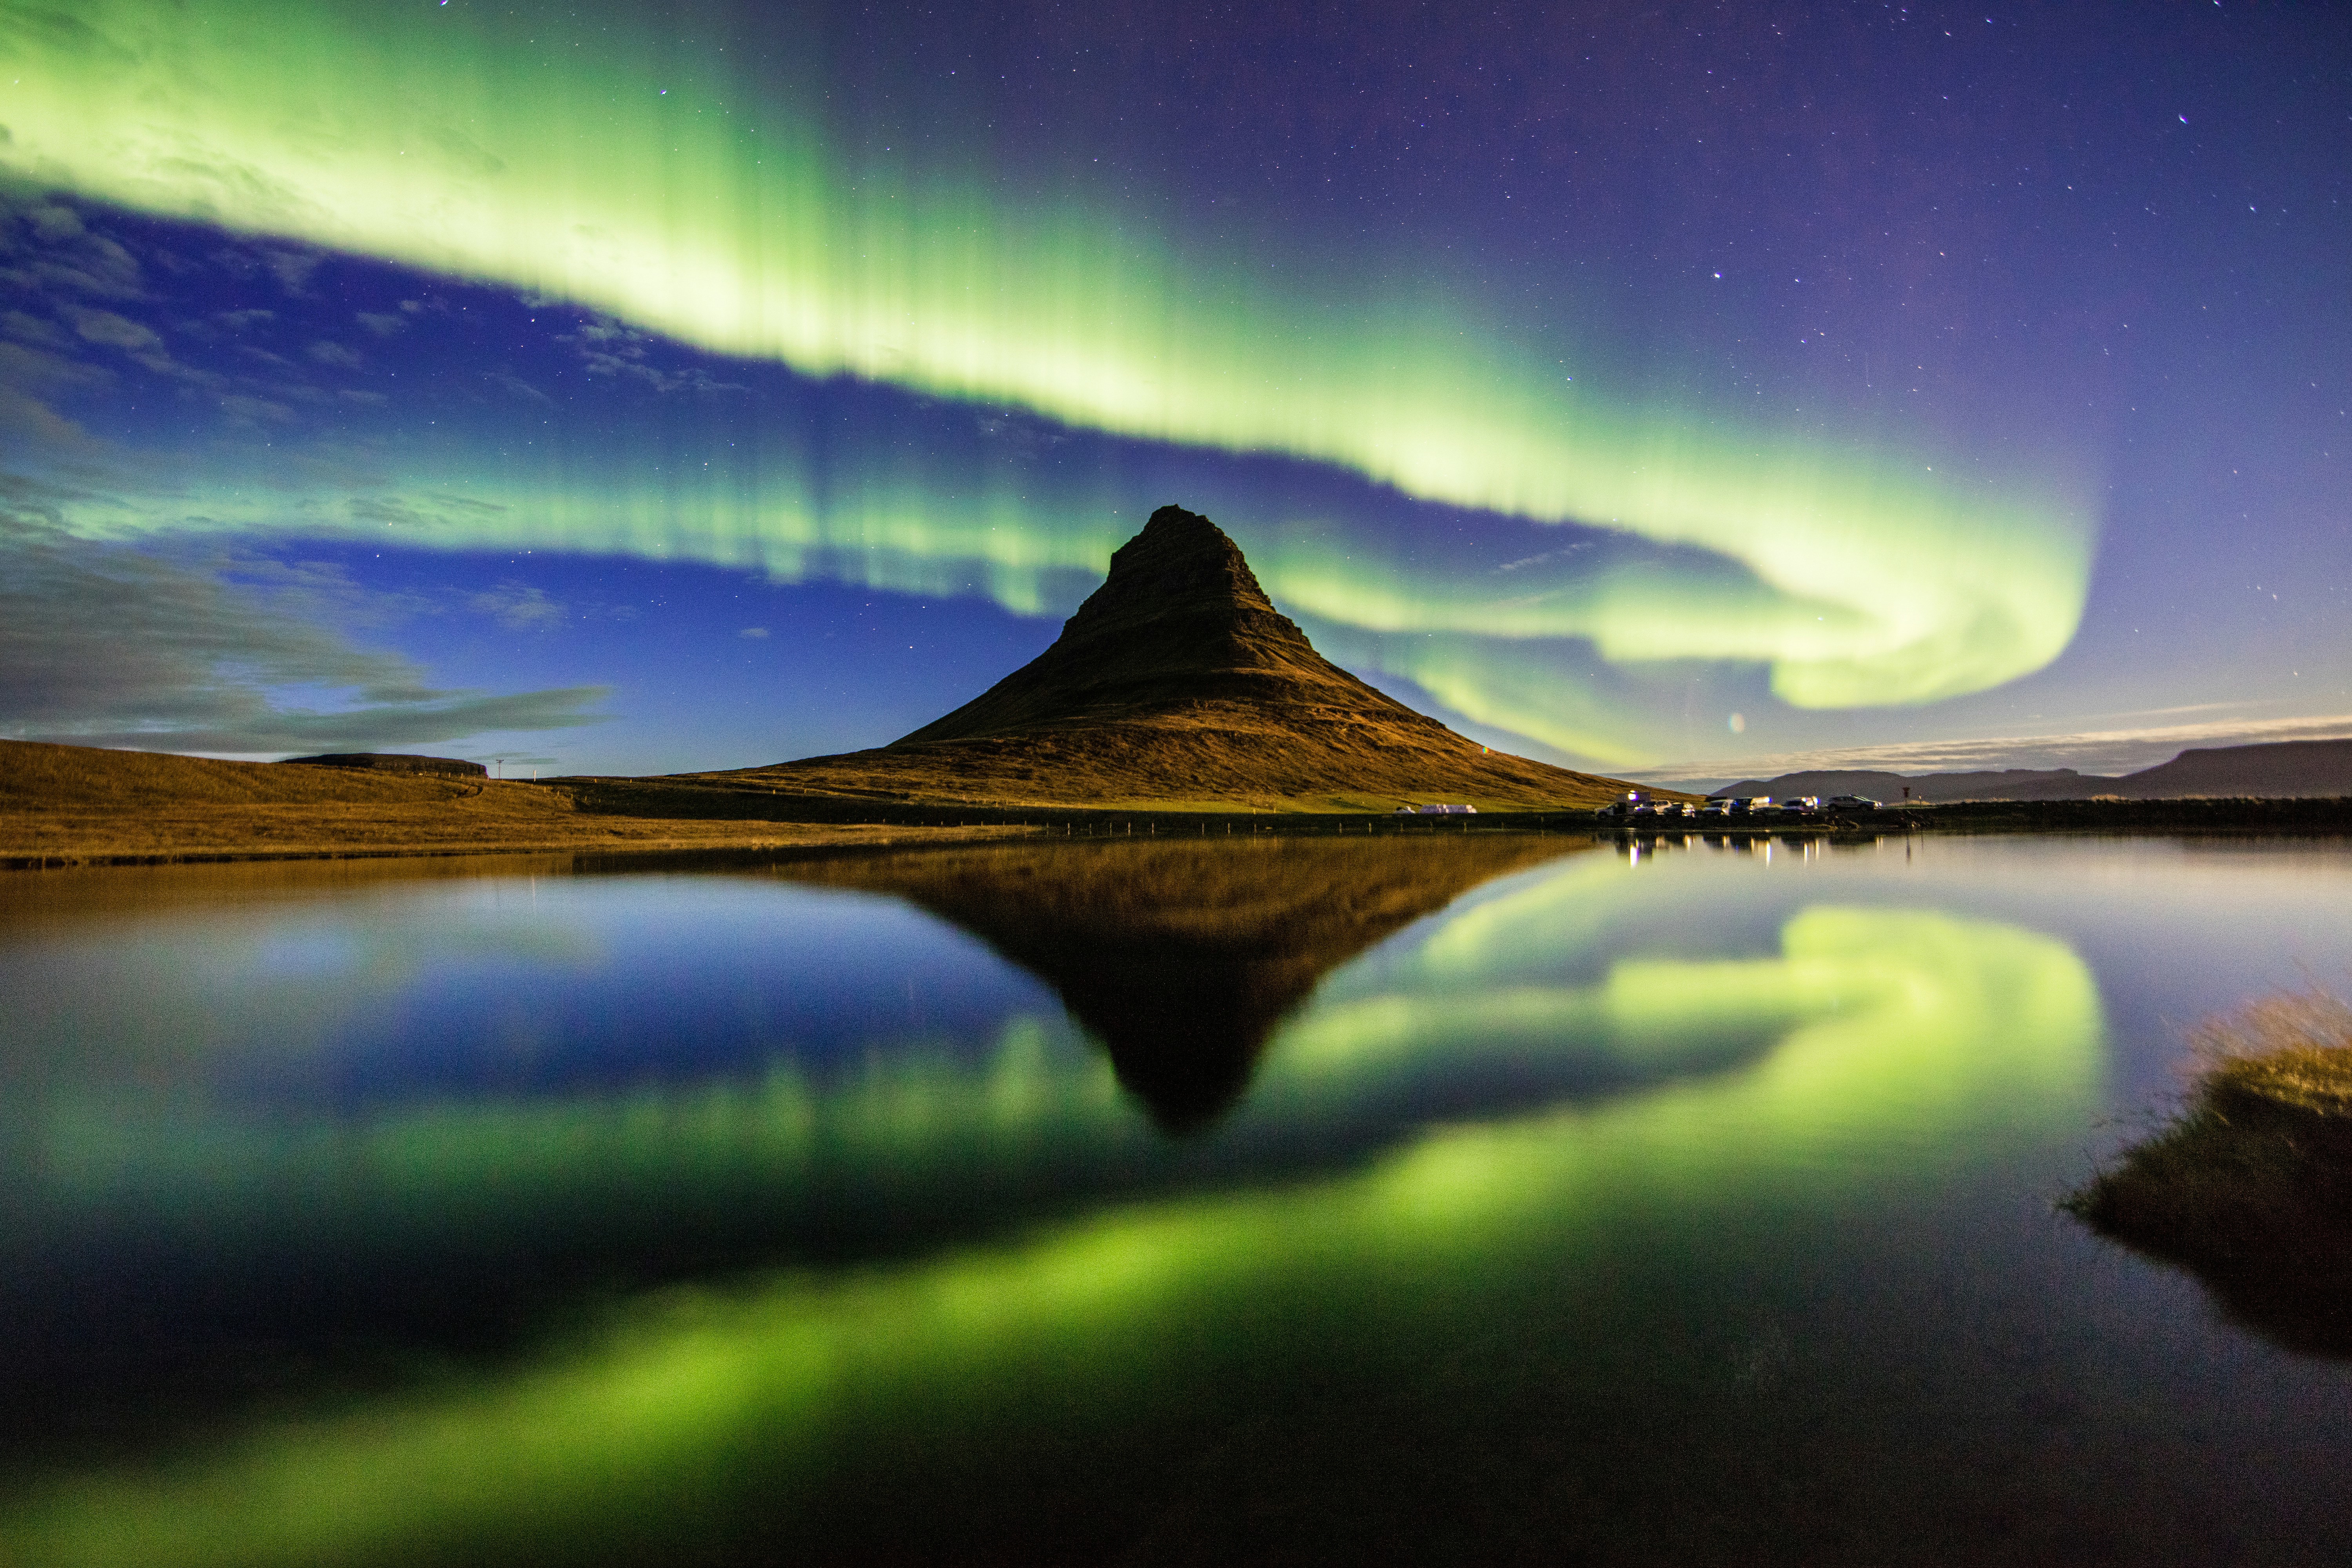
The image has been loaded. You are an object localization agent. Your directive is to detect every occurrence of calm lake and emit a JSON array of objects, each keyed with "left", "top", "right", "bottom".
[{"left": 4, "top": 832, "right": 2351, "bottom": 1565}]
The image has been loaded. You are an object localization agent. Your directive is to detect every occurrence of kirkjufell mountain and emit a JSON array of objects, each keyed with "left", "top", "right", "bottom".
[{"left": 711, "top": 505, "right": 1638, "bottom": 809}]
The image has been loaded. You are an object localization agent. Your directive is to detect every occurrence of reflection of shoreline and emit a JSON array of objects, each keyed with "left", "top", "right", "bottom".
[{"left": 0, "top": 900, "right": 2103, "bottom": 1568}]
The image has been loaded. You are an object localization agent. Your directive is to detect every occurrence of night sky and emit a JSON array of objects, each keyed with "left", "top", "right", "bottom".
[{"left": 3, "top": 1, "right": 2346, "bottom": 783}]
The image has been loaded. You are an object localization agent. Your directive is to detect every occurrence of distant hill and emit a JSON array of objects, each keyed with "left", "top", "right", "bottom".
[
  {"left": 0, "top": 740, "right": 481, "bottom": 811},
  {"left": 2122, "top": 740, "right": 2352, "bottom": 797},
  {"left": 283, "top": 752, "right": 486, "bottom": 778},
  {"left": 1707, "top": 738, "right": 2352, "bottom": 803},
  {"left": 710, "top": 506, "right": 1651, "bottom": 811},
  {"left": 1706, "top": 767, "right": 2100, "bottom": 804}
]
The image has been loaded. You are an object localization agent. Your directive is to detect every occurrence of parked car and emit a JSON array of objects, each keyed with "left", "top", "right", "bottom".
[
  {"left": 1825, "top": 794, "right": 1882, "bottom": 810},
  {"left": 1697, "top": 799, "right": 1735, "bottom": 818},
  {"left": 1597, "top": 791, "right": 1654, "bottom": 821}
]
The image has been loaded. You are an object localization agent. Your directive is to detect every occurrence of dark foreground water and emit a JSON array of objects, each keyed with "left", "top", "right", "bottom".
[{"left": 3, "top": 832, "right": 2351, "bottom": 1566}]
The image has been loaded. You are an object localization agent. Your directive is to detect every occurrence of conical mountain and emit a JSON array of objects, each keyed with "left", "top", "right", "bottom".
[
  {"left": 897, "top": 504, "right": 1394, "bottom": 744},
  {"left": 716, "top": 505, "right": 1637, "bottom": 809}
]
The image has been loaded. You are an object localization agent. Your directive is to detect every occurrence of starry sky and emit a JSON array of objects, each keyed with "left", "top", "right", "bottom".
[{"left": 2, "top": 0, "right": 2346, "bottom": 782}]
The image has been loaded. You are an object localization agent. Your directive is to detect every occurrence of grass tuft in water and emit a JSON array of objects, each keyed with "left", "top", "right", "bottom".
[{"left": 2065, "top": 989, "right": 2352, "bottom": 1354}]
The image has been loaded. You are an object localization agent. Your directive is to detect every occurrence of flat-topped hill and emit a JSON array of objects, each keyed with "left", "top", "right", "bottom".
[
  {"left": 283, "top": 752, "right": 488, "bottom": 778},
  {"left": 708, "top": 505, "right": 1641, "bottom": 811}
]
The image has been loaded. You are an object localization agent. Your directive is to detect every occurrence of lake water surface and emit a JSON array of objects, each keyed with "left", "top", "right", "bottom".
[{"left": 4, "top": 832, "right": 2351, "bottom": 1565}]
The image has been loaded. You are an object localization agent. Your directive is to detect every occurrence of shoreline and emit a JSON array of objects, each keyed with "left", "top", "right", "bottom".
[
  {"left": 9, "top": 794, "right": 2351, "bottom": 872},
  {"left": 7, "top": 737, "right": 2347, "bottom": 871}
]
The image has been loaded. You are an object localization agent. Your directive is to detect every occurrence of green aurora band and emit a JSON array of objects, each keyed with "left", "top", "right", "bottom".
[
  {"left": 1, "top": 888, "right": 2103, "bottom": 1565},
  {"left": 1, "top": 1, "right": 2099, "bottom": 754}
]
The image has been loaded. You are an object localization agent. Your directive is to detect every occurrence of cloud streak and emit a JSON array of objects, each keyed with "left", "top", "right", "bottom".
[
  {"left": 0, "top": 493, "right": 610, "bottom": 756},
  {"left": 33, "top": 688, "right": 614, "bottom": 758}
]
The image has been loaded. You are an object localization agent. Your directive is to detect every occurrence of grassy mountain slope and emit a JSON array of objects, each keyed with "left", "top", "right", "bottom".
[{"left": 708, "top": 506, "right": 1644, "bottom": 811}]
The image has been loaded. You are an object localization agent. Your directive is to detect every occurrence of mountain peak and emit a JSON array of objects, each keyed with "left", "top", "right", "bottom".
[
  {"left": 1060, "top": 504, "right": 1281, "bottom": 636},
  {"left": 893, "top": 503, "right": 1333, "bottom": 745}
]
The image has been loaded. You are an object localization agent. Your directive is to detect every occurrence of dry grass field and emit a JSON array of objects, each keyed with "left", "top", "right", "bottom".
[{"left": 0, "top": 740, "right": 1015, "bottom": 866}]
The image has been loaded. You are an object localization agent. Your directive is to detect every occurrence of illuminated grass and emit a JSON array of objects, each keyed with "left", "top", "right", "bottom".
[{"left": 0, "top": 740, "right": 999, "bottom": 862}]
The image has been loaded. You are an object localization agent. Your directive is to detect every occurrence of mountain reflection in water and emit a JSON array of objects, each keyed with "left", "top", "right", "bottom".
[{"left": 774, "top": 835, "right": 1586, "bottom": 1129}]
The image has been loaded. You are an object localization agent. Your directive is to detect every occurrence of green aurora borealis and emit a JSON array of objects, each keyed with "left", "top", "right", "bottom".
[{"left": 0, "top": 0, "right": 2130, "bottom": 765}]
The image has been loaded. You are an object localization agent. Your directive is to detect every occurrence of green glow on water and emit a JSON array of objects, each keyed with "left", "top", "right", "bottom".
[
  {"left": 28, "top": 1013, "right": 1140, "bottom": 1249},
  {"left": 1, "top": 900, "right": 2101, "bottom": 1566},
  {"left": 5, "top": 2, "right": 2098, "bottom": 732}
]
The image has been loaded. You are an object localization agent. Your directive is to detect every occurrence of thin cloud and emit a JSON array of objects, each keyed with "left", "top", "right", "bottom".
[
  {"left": 975, "top": 410, "right": 1072, "bottom": 459},
  {"left": 561, "top": 314, "right": 748, "bottom": 393},
  {"left": 0, "top": 197, "right": 144, "bottom": 301},
  {"left": 468, "top": 582, "right": 568, "bottom": 630},
  {"left": 263, "top": 248, "right": 327, "bottom": 295},
  {"left": 203, "top": 551, "right": 437, "bottom": 633},
  {"left": 1495, "top": 542, "right": 1595, "bottom": 573},
  {"left": 0, "top": 503, "right": 610, "bottom": 755},
  {"left": 68, "top": 308, "right": 163, "bottom": 354},
  {"left": 486, "top": 369, "right": 554, "bottom": 404},
  {"left": 41, "top": 687, "right": 614, "bottom": 756},
  {"left": 0, "top": 343, "right": 111, "bottom": 457},
  {"left": 0, "top": 338, "right": 112, "bottom": 397},
  {"left": 217, "top": 392, "right": 295, "bottom": 424},
  {"left": 0, "top": 384, "right": 100, "bottom": 451},
  {"left": 1, "top": 310, "right": 71, "bottom": 348}
]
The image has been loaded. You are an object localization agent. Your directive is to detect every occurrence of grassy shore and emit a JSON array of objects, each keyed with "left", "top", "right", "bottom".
[
  {"left": 0, "top": 741, "right": 1029, "bottom": 867},
  {"left": 11, "top": 738, "right": 2352, "bottom": 869},
  {"left": 2066, "top": 990, "right": 2352, "bottom": 1354}
]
